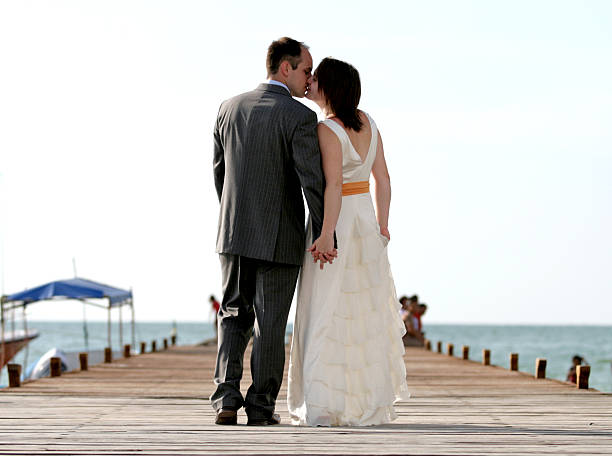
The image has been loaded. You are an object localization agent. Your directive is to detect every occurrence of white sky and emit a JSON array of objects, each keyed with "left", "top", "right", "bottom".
[{"left": 1, "top": 0, "right": 611, "bottom": 324}]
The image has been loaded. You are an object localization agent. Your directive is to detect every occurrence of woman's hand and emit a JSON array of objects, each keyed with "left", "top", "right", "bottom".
[{"left": 380, "top": 226, "right": 390, "bottom": 241}]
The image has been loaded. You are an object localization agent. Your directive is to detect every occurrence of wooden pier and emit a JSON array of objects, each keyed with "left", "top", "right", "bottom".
[{"left": 1, "top": 342, "right": 611, "bottom": 455}]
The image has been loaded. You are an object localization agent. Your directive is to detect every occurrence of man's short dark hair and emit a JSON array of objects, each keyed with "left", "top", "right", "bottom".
[
  {"left": 267, "top": 37, "right": 307, "bottom": 76},
  {"left": 409, "top": 295, "right": 419, "bottom": 303}
]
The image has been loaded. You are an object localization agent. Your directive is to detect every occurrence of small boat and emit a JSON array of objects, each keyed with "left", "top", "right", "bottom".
[
  {"left": 1, "top": 329, "right": 39, "bottom": 369},
  {"left": 27, "top": 348, "right": 69, "bottom": 380}
]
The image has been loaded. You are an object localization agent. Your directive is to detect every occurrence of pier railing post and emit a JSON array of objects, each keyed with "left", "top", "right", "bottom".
[
  {"left": 104, "top": 347, "right": 112, "bottom": 363},
  {"left": 462, "top": 345, "right": 469, "bottom": 360},
  {"left": 163, "top": 338, "right": 168, "bottom": 350},
  {"left": 577, "top": 365, "right": 590, "bottom": 389},
  {"left": 510, "top": 353, "right": 519, "bottom": 371},
  {"left": 436, "top": 341, "right": 442, "bottom": 353},
  {"left": 447, "top": 343, "right": 454, "bottom": 356},
  {"left": 8, "top": 364, "right": 21, "bottom": 387},
  {"left": 535, "top": 358, "right": 547, "bottom": 379},
  {"left": 140, "top": 341, "right": 146, "bottom": 354},
  {"left": 151, "top": 340, "right": 157, "bottom": 352},
  {"left": 50, "top": 357, "right": 61, "bottom": 377},
  {"left": 482, "top": 349, "right": 491, "bottom": 366},
  {"left": 425, "top": 339, "right": 431, "bottom": 351},
  {"left": 124, "top": 344, "right": 131, "bottom": 358},
  {"left": 171, "top": 335, "right": 177, "bottom": 346},
  {"left": 79, "top": 353, "right": 88, "bottom": 371}
]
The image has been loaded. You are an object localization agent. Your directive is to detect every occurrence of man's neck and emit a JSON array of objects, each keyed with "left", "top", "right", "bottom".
[{"left": 267, "top": 78, "right": 290, "bottom": 94}]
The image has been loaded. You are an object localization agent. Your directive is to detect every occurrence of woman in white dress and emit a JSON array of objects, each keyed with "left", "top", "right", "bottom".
[{"left": 288, "top": 58, "right": 409, "bottom": 426}]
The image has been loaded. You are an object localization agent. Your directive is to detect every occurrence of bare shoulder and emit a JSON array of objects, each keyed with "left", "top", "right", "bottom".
[
  {"left": 357, "top": 109, "right": 370, "bottom": 123},
  {"left": 358, "top": 109, "right": 376, "bottom": 126},
  {"left": 317, "top": 122, "right": 341, "bottom": 147}
]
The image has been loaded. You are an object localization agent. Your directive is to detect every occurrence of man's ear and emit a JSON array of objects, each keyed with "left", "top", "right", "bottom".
[{"left": 280, "top": 60, "right": 291, "bottom": 77}]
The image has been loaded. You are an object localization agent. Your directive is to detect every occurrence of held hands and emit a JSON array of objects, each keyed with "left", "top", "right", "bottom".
[{"left": 307, "top": 232, "right": 338, "bottom": 270}]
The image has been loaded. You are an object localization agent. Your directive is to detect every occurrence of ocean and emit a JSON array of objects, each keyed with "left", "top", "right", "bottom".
[{"left": 2, "top": 321, "right": 611, "bottom": 392}]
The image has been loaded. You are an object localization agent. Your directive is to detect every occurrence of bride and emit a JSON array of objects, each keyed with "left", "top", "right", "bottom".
[{"left": 288, "top": 57, "right": 409, "bottom": 426}]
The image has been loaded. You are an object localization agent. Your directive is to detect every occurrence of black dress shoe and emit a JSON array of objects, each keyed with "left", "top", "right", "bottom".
[
  {"left": 246, "top": 413, "right": 281, "bottom": 426},
  {"left": 215, "top": 408, "right": 238, "bottom": 425}
]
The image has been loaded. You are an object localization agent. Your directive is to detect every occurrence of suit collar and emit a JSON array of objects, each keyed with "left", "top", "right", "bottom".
[{"left": 256, "top": 83, "right": 292, "bottom": 97}]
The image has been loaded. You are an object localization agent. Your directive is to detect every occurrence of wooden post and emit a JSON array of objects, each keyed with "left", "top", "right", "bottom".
[
  {"left": 140, "top": 341, "right": 146, "bottom": 354},
  {"left": 171, "top": 334, "right": 177, "bottom": 346},
  {"left": 124, "top": 344, "right": 131, "bottom": 358},
  {"left": 79, "top": 353, "right": 88, "bottom": 371},
  {"left": 50, "top": 357, "right": 61, "bottom": 377},
  {"left": 447, "top": 343, "right": 454, "bottom": 357},
  {"left": 151, "top": 340, "right": 157, "bottom": 352},
  {"left": 163, "top": 338, "right": 168, "bottom": 350},
  {"left": 510, "top": 353, "right": 519, "bottom": 371},
  {"left": 8, "top": 364, "right": 21, "bottom": 387},
  {"left": 482, "top": 349, "right": 491, "bottom": 366},
  {"left": 425, "top": 339, "right": 431, "bottom": 351},
  {"left": 577, "top": 365, "right": 590, "bottom": 389},
  {"left": 436, "top": 341, "right": 442, "bottom": 353},
  {"left": 104, "top": 347, "right": 112, "bottom": 363},
  {"left": 462, "top": 345, "right": 469, "bottom": 360},
  {"left": 535, "top": 358, "right": 547, "bottom": 379}
]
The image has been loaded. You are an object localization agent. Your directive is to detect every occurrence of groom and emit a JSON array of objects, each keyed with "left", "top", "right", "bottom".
[{"left": 211, "top": 37, "right": 331, "bottom": 425}]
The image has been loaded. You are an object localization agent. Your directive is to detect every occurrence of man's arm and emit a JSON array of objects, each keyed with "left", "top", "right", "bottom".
[
  {"left": 291, "top": 110, "right": 325, "bottom": 241},
  {"left": 213, "top": 108, "right": 225, "bottom": 202}
]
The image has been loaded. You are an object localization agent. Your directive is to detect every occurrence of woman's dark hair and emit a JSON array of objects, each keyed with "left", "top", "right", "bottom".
[
  {"left": 314, "top": 57, "right": 363, "bottom": 131},
  {"left": 266, "top": 37, "right": 306, "bottom": 76}
]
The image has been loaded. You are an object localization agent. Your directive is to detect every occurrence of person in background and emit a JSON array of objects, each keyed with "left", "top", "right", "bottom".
[
  {"left": 418, "top": 303, "right": 427, "bottom": 333},
  {"left": 209, "top": 295, "right": 221, "bottom": 336},
  {"left": 399, "top": 296, "right": 410, "bottom": 318},
  {"left": 402, "top": 295, "right": 424, "bottom": 344},
  {"left": 566, "top": 355, "right": 585, "bottom": 383}
]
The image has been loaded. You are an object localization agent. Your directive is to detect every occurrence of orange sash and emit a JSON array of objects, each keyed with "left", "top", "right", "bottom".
[{"left": 342, "top": 181, "right": 369, "bottom": 196}]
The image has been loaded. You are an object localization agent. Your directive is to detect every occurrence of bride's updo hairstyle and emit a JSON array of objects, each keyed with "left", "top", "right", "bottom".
[{"left": 315, "top": 57, "right": 363, "bottom": 132}]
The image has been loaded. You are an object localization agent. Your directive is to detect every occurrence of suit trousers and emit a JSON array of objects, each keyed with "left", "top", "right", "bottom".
[{"left": 210, "top": 253, "right": 300, "bottom": 420}]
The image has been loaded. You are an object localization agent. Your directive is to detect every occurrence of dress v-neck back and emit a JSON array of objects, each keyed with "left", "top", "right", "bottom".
[{"left": 321, "top": 112, "right": 378, "bottom": 183}]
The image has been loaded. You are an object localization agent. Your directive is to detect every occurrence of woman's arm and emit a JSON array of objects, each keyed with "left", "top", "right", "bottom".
[
  {"left": 371, "top": 131, "right": 391, "bottom": 240},
  {"left": 308, "top": 123, "right": 343, "bottom": 268}
]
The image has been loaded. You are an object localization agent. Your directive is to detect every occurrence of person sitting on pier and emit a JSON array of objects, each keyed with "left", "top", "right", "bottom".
[
  {"left": 402, "top": 296, "right": 424, "bottom": 345},
  {"left": 418, "top": 303, "right": 427, "bottom": 332},
  {"left": 399, "top": 295, "right": 410, "bottom": 318},
  {"left": 566, "top": 355, "right": 585, "bottom": 384}
]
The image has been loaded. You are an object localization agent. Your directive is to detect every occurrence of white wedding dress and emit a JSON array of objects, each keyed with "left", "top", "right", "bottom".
[{"left": 288, "top": 112, "right": 409, "bottom": 426}]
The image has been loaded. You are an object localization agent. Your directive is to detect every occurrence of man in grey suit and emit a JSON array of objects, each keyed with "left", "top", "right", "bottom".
[{"left": 211, "top": 37, "right": 331, "bottom": 425}]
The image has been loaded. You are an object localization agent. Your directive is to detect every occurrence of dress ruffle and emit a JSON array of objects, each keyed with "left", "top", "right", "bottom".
[{"left": 288, "top": 207, "right": 410, "bottom": 427}]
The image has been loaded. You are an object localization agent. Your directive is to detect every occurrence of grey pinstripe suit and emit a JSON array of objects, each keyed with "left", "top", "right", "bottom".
[{"left": 211, "top": 83, "right": 325, "bottom": 420}]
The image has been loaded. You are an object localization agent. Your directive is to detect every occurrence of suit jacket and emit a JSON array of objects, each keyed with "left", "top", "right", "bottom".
[{"left": 213, "top": 84, "right": 325, "bottom": 266}]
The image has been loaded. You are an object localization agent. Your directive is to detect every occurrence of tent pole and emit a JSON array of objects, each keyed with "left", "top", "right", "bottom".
[
  {"left": 107, "top": 305, "right": 111, "bottom": 351},
  {"left": 119, "top": 304, "right": 123, "bottom": 350},
  {"left": 131, "top": 299, "right": 135, "bottom": 349},
  {"left": 1, "top": 297, "right": 5, "bottom": 370}
]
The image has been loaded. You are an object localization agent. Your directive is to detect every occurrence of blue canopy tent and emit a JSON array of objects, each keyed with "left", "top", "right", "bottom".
[{"left": 1, "top": 278, "right": 135, "bottom": 354}]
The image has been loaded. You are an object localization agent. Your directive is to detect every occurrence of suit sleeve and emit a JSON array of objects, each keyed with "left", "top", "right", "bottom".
[
  {"left": 213, "top": 106, "right": 225, "bottom": 202},
  {"left": 292, "top": 110, "right": 325, "bottom": 241}
]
